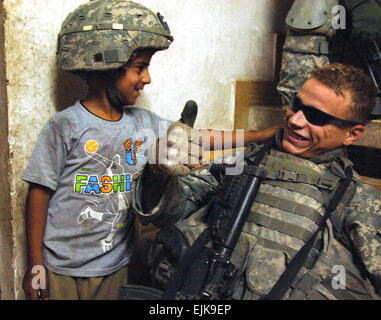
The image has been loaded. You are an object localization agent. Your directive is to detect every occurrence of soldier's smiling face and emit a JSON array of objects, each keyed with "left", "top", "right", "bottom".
[{"left": 282, "top": 78, "right": 364, "bottom": 159}]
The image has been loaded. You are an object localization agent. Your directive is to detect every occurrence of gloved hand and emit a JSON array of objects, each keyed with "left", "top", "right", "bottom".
[
  {"left": 346, "top": 0, "right": 381, "bottom": 42},
  {"left": 149, "top": 100, "right": 204, "bottom": 176}
]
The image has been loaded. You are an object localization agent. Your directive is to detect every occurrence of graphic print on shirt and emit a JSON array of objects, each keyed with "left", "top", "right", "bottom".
[
  {"left": 124, "top": 139, "right": 145, "bottom": 165},
  {"left": 75, "top": 139, "right": 135, "bottom": 253}
]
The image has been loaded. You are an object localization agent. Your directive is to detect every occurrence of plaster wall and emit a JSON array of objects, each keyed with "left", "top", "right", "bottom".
[
  {"left": 2, "top": 0, "right": 289, "bottom": 299},
  {"left": 136, "top": 0, "right": 286, "bottom": 129},
  {"left": 0, "top": 0, "right": 13, "bottom": 300}
]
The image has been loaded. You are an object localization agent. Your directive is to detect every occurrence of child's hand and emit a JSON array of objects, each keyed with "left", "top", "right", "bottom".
[{"left": 23, "top": 264, "right": 49, "bottom": 300}]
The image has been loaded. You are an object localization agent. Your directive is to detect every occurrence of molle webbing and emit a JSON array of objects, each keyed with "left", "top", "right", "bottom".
[
  {"left": 214, "top": 147, "right": 372, "bottom": 299},
  {"left": 243, "top": 154, "right": 347, "bottom": 263},
  {"left": 243, "top": 151, "right": 374, "bottom": 300},
  {"left": 254, "top": 192, "right": 324, "bottom": 224},
  {"left": 243, "top": 218, "right": 318, "bottom": 260},
  {"left": 264, "top": 180, "right": 326, "bottom": 204},
  {"left": 320, "top": 278, "right": 370, "bottom": 300},
  {"left": 263, "top": 155, "right": 340, "bottom": 191},
  {"left": 242, "top": 221, "right": 312, "bottom": 262},
  {"left": 289, "top": 269, "right": 326, "bottom": 300},
  {"left": 286, "top": 238, "right": 375, "bottom": 300},
  {"left": 247, "top": 211, "right": 314, "bottom": 242}
]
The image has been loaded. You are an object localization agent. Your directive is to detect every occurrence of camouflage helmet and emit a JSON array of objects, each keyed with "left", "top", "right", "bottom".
[{"left": 57, "top": 0, "right": 173, "bottom": 72}]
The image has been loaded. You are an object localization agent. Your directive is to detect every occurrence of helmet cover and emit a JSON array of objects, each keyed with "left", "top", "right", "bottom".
[{"left": 57, "top": 0, "right": 173, "bottom": 72}]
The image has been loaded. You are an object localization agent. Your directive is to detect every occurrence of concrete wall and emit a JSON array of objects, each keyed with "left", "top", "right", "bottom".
[{"left": 1, "top": 0, "right": 290, "bottom": 299}]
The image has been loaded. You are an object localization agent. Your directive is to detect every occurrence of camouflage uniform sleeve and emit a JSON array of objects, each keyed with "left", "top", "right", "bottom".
[
  {"left": 344, "top": 183, "right": 381, "bottom": 293},
  {"left": 276, "top": 32, "right": 330, "bottom": 103},
  {"left": 132, "top": 163, "right": 219, "bottom": 228},
  {"left": 276, "top": 0, "right": 340, "bottom": 102}
]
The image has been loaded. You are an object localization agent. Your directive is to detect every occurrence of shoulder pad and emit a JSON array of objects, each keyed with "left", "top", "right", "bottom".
[{"left": 286, "top": 0, "right": 332, "bottom": 30}]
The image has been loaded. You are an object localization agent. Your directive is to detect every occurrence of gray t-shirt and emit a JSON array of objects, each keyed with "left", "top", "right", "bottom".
[{"left": 23, "top": 101, "right": 169, "bottom": 277}]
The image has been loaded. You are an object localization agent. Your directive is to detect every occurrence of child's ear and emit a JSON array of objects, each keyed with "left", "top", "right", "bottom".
[{"left": 343, "top": 125, "right": 365, "bottom": 146}]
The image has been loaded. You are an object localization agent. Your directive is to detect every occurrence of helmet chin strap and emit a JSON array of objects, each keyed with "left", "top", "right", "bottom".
[
  {"left": 106, "top": 84, "right": 125, "bottom": 110},
  {"left": 103, "top": 70, "right": 126, "bottom": 110},
  {"left": 104, "top": 54, "right": 136, "bottom": 110}
]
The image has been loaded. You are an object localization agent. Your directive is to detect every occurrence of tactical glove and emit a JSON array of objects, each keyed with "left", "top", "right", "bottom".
[
  {"left": 346, "top": 0, "right": 381, "bottom": 42},
  {"left": 149, "top": 101, "right": 204, "bottom": 176}
]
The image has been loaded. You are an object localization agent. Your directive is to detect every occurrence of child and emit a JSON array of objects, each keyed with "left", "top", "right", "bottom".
[
  {"left": 22, "top": 0, "right": 280, "bottom": 300},
  {"left": 22, "top": 0, "right": 174, "bottom": 300}
]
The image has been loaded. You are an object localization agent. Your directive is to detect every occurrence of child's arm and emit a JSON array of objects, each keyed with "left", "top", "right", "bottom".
[{"left": 22, "top": 183, "right": 52, "bottom": 300}]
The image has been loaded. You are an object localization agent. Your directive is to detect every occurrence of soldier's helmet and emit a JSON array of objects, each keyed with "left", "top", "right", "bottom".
[{"left": 57, "top": 0, "right": 173, "bottom": 72}]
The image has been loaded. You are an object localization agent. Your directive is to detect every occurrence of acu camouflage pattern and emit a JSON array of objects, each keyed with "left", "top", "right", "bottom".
[
  {"left": 132, "top": 164, "right": 219, "bottom": 229},
  {"left": 277, "top": 0, "right": 338, "bottom": 102},
  {"left": 226, "top": 148, "right": 378, "bottom": 300},
  {"left": 57, "top": 0, "right": 173, "bottom": 72},
  {"left": 277, "top": 44, "right": 330, "bottom": 104},
  {"left": 346, "top": 183, "right": 381, "bottom": 279},
  {"left": 277, "top": 0, "right": 381, "bottom": 111},
  {"left": 133, "top": 133, "right": 381, "bottom": 300}
]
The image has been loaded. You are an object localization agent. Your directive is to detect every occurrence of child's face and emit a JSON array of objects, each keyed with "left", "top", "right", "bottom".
[{"left": 115, "top": 49, "right": 155, "bottom": 106}]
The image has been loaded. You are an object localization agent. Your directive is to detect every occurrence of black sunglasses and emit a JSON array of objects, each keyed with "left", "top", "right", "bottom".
[{"left": 290, "top": 94, "right": 363, "bottom": 127}]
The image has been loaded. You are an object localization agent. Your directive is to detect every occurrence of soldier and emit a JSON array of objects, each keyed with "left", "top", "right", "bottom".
[
  {"left": 278, "top": 0, "right": 381, "bottom": 116},
  {"left": 131, "top": 63, "right": 381, "bottom": 300}
]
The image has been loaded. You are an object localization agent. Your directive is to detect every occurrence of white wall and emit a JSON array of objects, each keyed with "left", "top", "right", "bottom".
[
  {"left": 136, "top": 0, "right": 279, "bottom": 129},
  {"left": 2, "top": 0, "right": 288, "bottom": 299}
]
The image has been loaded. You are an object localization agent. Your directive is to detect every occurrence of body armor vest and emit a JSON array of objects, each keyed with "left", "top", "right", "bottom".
[{"left": 174, "top": 149, "right": 378, "bottom": 300}]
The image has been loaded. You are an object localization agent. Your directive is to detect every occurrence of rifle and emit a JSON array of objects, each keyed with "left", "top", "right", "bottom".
[
  {"left": 198, "top": 165, "right": 267, "bottom": 299},
  {"left": 118, "top": 162, "right": 266, "bottom": 301},
  {"left": 162, "top": 140, "right": 273, "bottom": 300}
]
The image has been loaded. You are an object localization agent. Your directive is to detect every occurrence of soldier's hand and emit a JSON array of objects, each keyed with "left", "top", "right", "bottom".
[
  {"left": 149, "top": 100, "right": 204, "bottom": 176},
  {"left": 347, "top": 0, "right": 381, "bottom": 43}
]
